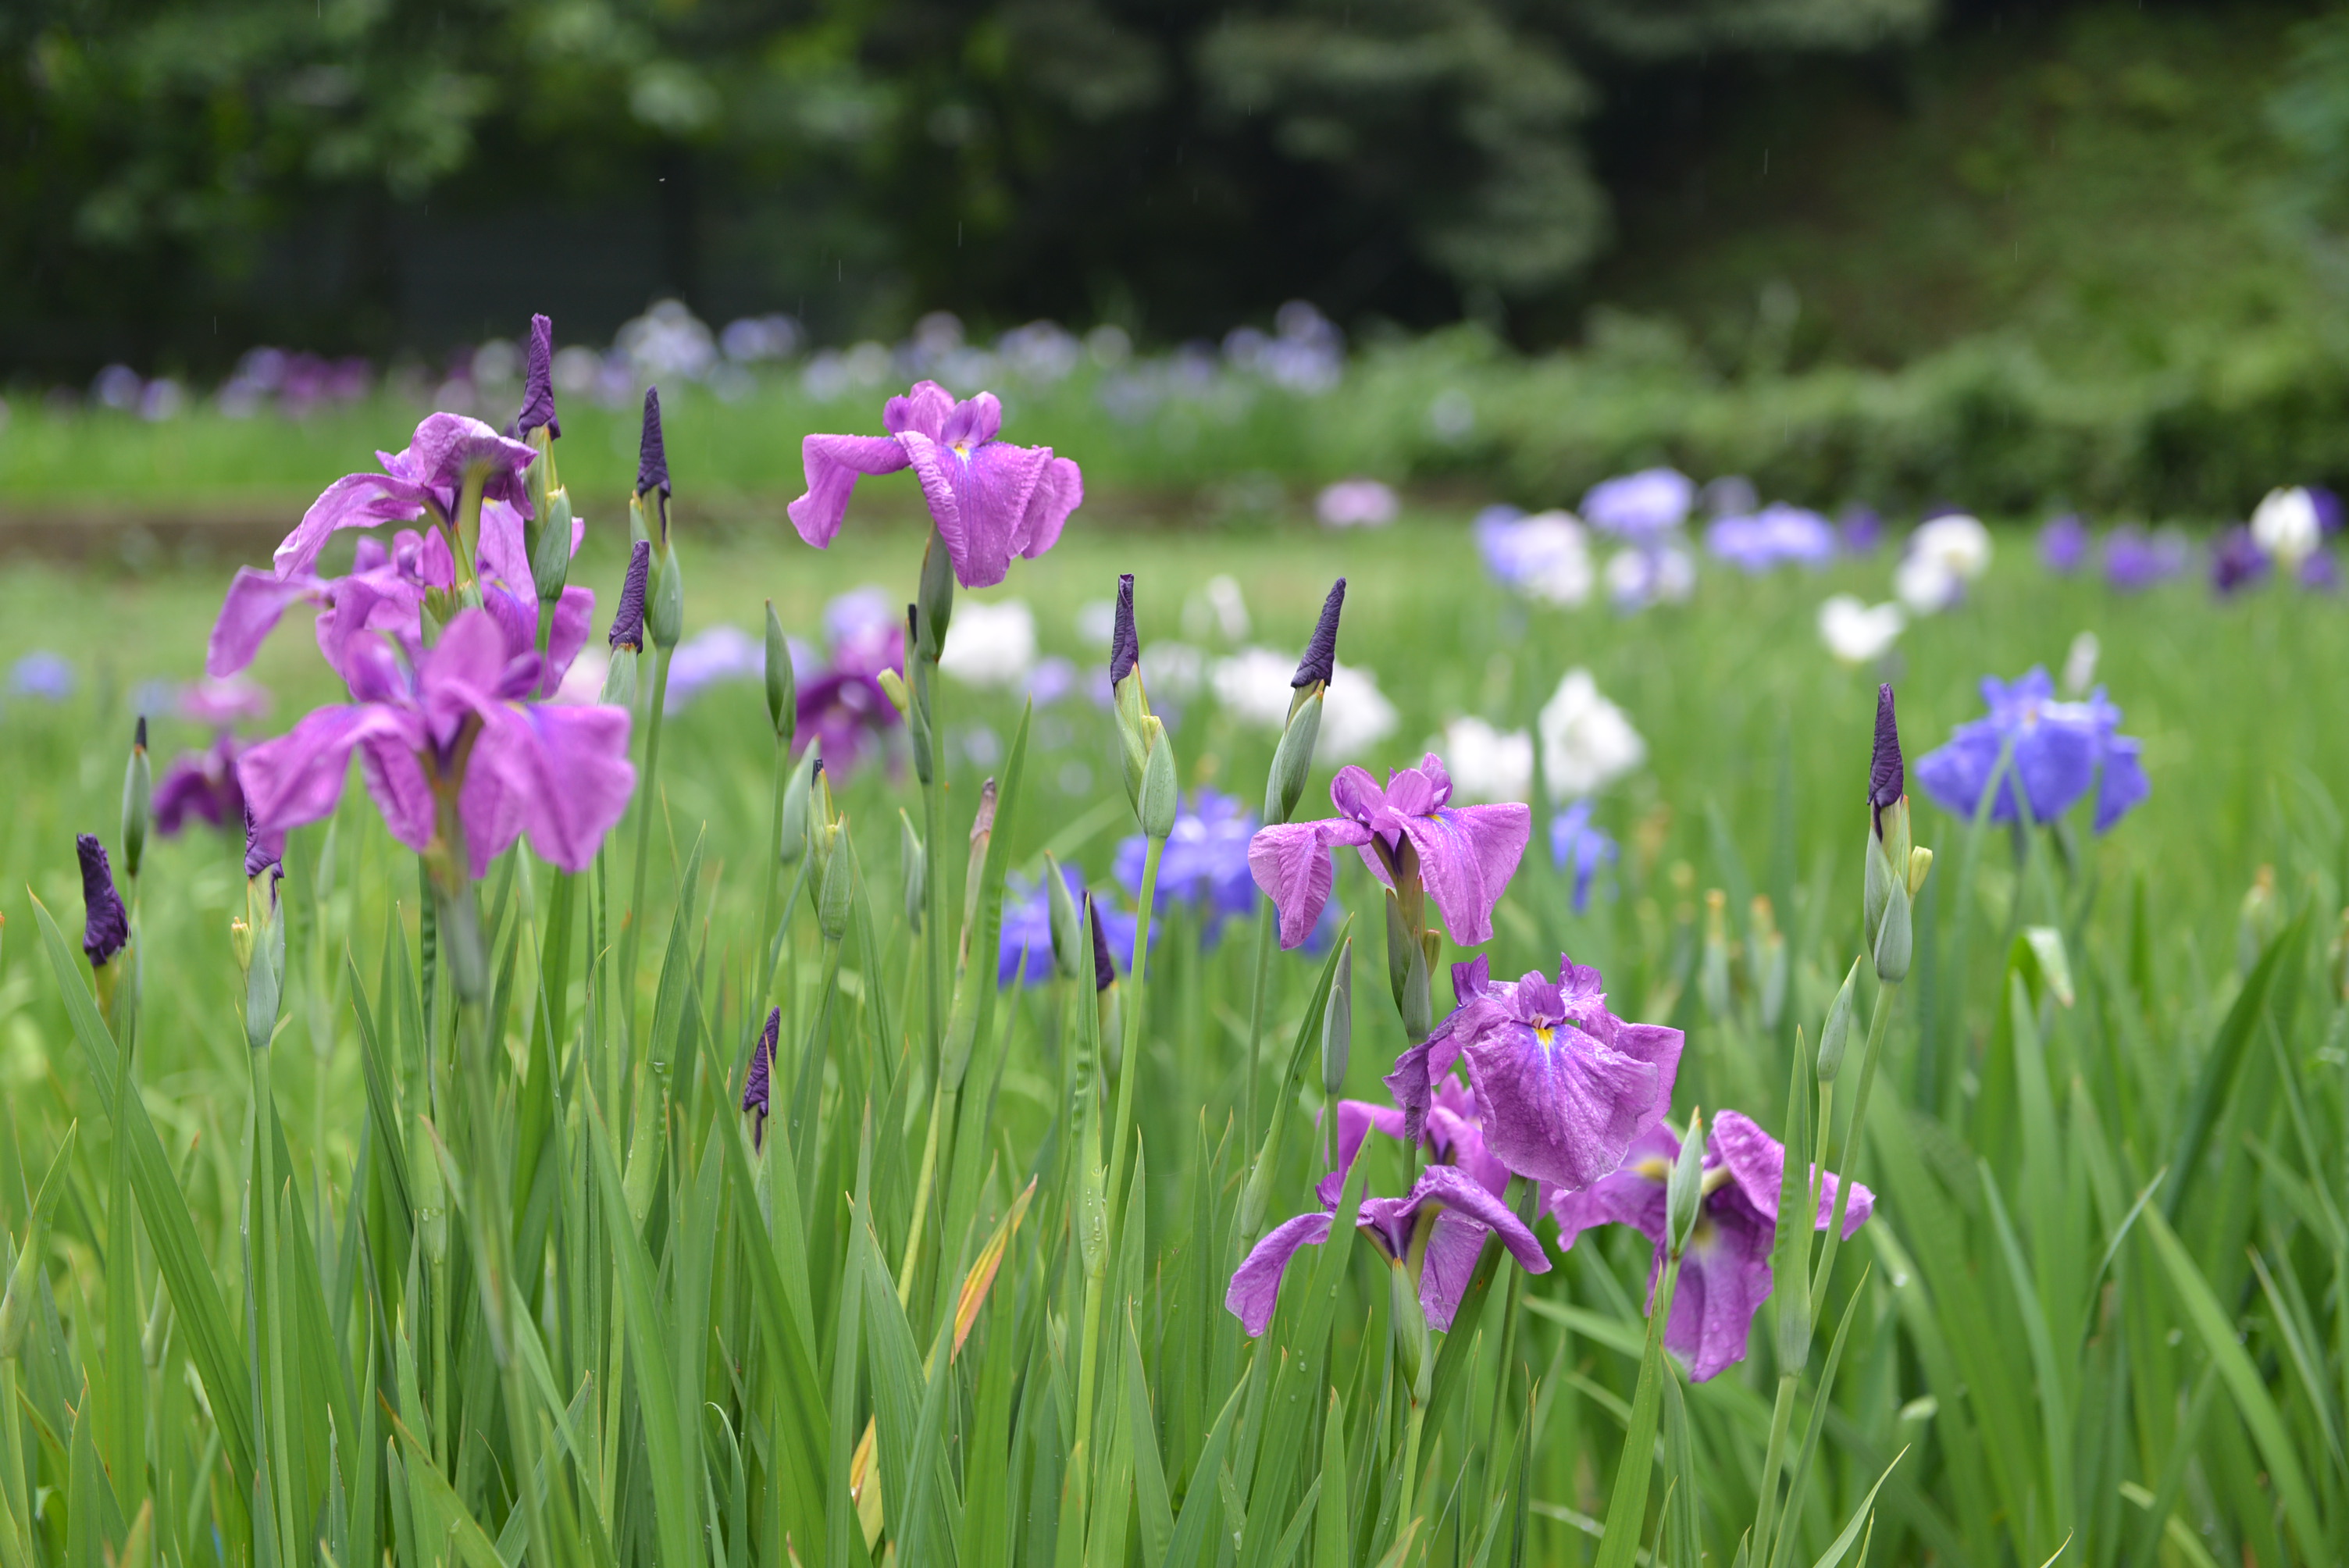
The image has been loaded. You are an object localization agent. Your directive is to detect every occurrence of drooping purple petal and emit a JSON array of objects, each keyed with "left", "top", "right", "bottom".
[
  {"left": 1707, "top": 1110, "right": 1873, "bottom": 1238},
  {"left": 466, "top": 700, "right": 634, "bottom": 874},
  {"left": 405, "top": 412, "right": 538, "bottom": 509},
  {"left": 241, "top": 705, "right": 424, "bottom": 840},
  {"left": 1663, "top": 1199, "right": 1777, "bottom": 1382},
  {"left": 882, "top": 382, "right": 959, "bottom": 441},
  {"left": 1548, "top": 1124, "right": 1677, "bottom": 1249},
  {"left": 542, "top": 585, "right": 596, "bottom": 694},
  {"left": 209, "top": 568, "right": 327, "bottom": 678},
  {"left": 1225, "top": 1210, "right": 1336, "bottom": 1336},
  {"left": 1395, "top": 801, "right": 1531, "bottom": 946},
  {"left": 272, "top": 471, "right": 435, "bottom": 578},
  {"left": 2094, "top": 735, "right": 2150, "bottom": 832},
  {"left": 901, "top": 430, "right": 1059, "bottom": 590},
  {"left": 1462, "top": 1016, "right": 1662, "bottom": 1192},
  {"left": 786, "top": 434, "right": 913, "bottom": 549},
  {"left": 1247, "top": 819, "right": 1367, "bottom": 949}
]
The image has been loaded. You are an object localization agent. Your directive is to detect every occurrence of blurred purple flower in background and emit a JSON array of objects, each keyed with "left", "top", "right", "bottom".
[
  {"left": 1117, "top": 788, "right": 1258, "bottom": 938},
  {"left": 997, "top": 866, "right": 1142, "bottom": 987},
  {"left": 1912, "top": 666, "right": 2149, "bottom": 832},
  {"left": 2039, "top": 512, "right": 2090, "bottom": 573},
  {"left": 1549, "top": 800, "right": 1617, "bottom": 914},
  {"left": 1704, "top": 503, "right": 1837, "bottom": 572},
  {"left": 2101, "top": 526, "right": 2188, "bottom": 592},
  {"left": 1317, "top": 479, "right": 1399, "bottom": 529},
  {"left": 1581, "top": 469, "right": 1695, "bottom": 543},
  {"left": 2209, "top": 526, "right": 2269, "bottom": 596},
  {"left": 1837, "top": 505, "right": 1884, "bottom": 555},
  {"left": 1552, "top": 1110, "right": 1872, "bottom": 1382},
  {"left": 155, "top": 735, "right": 247, "bottom": 836},
  {"left": 1474, "top": 507, "right": 1593, "bottom": 606},
  {"left": 9, "top": 652, "right": 74, "bottom": 703},
  {"left": 796, "top": 591, "right": 907, "bottom": 776},
  {"left": 664, "top": 626, "right": 766, "bottom": 711}
]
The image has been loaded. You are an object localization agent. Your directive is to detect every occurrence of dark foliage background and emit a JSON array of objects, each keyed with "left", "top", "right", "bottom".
[{"left": 8, "top": 0, "right": 2349, "bottom": 379}]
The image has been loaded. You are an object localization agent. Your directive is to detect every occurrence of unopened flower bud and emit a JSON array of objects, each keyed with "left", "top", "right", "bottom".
[
  {"left": 77, "top": 835, "right": 127, "bottom": 969},
  {"left": 1292, "top": 578, "right": 1346, "bottom": 690},
  {"left": 1265, "top": 690, "right": 1324, "bottom": 826},
  {"left": 778, "top": 751, "right": 817, "bottom": 867},
  {"left": 608, "top": 542, "right": 651, "bottom": 657},
  {"left": 814, "top": 822, "right": 856, "bottom": 943},
  {"left": 1666, "top": 1110, "right": 1707, "bottom": 1257},
  {"left": 531, "top": 486, "right": 574, "bottom": 606},
  {"left": 1868, "top": 684, "right": 1903, "bottom": 842},
  {"left": 1321, "top": 937, "right": 1353, "bottom": 1098},
  {"left": 1748, "top": 895, "right": 1787, "bottom": 1031},
  {"left": 917, "top": 533, "right": 955, "bottom": 660},
  {"left": 1816, "top": 957, "right": 1861, "bottom": 1083},
  {"left": 1043, "top": 856, "right": 1084, "bottom": 982},
  {"left": 648, "top": 539, "right": 684, "bottom": 652},
  {"left": 1138, "top": 720, "right": 1177, "bottom": 839},
  {"left": 898, "top": 809, "right": 925, "bottom": 935},
  {"left": 1389, "top": 1257, "right": 1432, "bottom": 1404},
  {"left": 765, "top": 600, "right": 796, "bottom": 746},
  {"left": 121, "top": 717, "right": 151, "bottom": 882},
  {"left": 1698, "top": 889, "right": 1733, "bottom": 1018},
  {"left": 1908, "top": 845, "right": 1933, "bottom": 899}
]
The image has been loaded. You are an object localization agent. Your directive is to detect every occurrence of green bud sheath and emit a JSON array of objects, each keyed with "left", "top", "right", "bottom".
[
  {"left": 1138, "top": 722, "right": 1178, "bottom": 839},
  {"left": 648, "top": 540, "right": 685, "bottom": 650},
  {"left": 765, "top": 600, "right": 796, "bottom": 746},
  {"left": 122, "top": 718, "right": 151, "bottom": 881},
  {"left": 1666, "top": 1110, "right": 1707, "bottom": 1256},
  {"left": 1816, "top": 956, "right": 1862, "bottom": 1082},
  {"left": 1321, "top": 937, "right": 1353, "bottom": 1098}
]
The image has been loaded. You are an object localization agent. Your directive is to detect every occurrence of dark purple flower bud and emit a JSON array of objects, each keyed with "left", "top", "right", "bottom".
[
  {"left": 242, "top": 797, "right": 283, "bottom": 881},
  {"left": 518, "top": 313, "right": 561, "bottom": 440},
  {"left": 1869, "top": 683, "right": 1903, "bottom": 836},
  {"left": 1087, "top": 894, "right": 1116, "bottom": 992},
  {"left": 609, "top": 540, "right": 651, "bottom": 651},
  {"left": 77, "top": 834, "right": 127, "bottom": 968},
  {"left": 134, "top": 715, "right": 147, "bottom": 753},
  {"left": 743, "top": 1007, "right": 776, "bottom": 1149},
  {"left": 636, "top": 387, "right": 669, "bottom": 498},
  {"left": 1109, "top": 574, "right": 1139, "bottom": 686},
  {"left": 1292, "top": 578, "right": 1346, "bottom": 688}
]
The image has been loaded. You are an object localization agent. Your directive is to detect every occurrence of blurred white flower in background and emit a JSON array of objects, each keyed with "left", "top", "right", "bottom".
[
  {"left": 1441, "top": 717, "right": 1534, "bottom": 803},
  {"left": 1209, "top": 647, "right": 1296, "bottom": 728},
  {"left": 939, "top": 599, "right": 1038, "bottom": 688},
  {"left": 1895, "top": 513, "right": 1993, "bottom": 614},
  {"left": 620, "top": 299, "right": 718, "bottom": 382},
  {"left": 1182, "top": 575, "right": 1251, "bottom": 643},
  {"left": 1140, "top": 640, "right": 1207, "bottom": 700},
  {"left": 1605, "top": 545, "right": 1695, "bottom": 611},
  {"left": 1817, "top": 595, "right": 1906, "bottom": 665},
  {"left": 1317, "top": 479, "right": 1399, "bottom": 529},
  {"left": 2251, "top": 486, "right": 2322, "bottom": 570},
  {"left": 2062, "top": 629, "right": 2101, "bottom": 696},
  {"left": 1321, "top": 661, "right": 1399, "bottom": 761},
  {"left": 1539, "top": 668, "right": 1644, "bottom": 800}
]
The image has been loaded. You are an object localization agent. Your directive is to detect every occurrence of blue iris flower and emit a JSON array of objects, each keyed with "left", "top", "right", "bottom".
[{"left": 1912, "top": 667, "right": 2149, "bottom": 833}]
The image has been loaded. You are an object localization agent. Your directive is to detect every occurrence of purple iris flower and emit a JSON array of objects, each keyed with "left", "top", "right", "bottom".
[
  {"left": 1911, "top": 666, "right": 2149, "bottom": 832},
  {"left": 1247, "top": 754, "right": 1531, "bottom": 950},
  {"left": 1115, "top": 788, "right": 1258, "bottom": 939},
  {"left": 2210, "top": 526, "right": 2269, "bottom": 597},
  {"left": 1551, "top": 1110, "right": 1872, "bottom": 1382},
  {"left": 788, "top": 381, "right": 1084, "bottom": 590},
  {"left": 1837, "top": 506, "right": 1884, "bottom": 556},
  {"left": 1226, "top": 1082, "right": 1548, "bottom": 1337},
  {"left": 1549, "top": 800, "right": 1616, "bottom": 914},
  {"left": 2039, "top": 513, "right": 2090, "bottom": 574},
  {"left": 1704, "top": 504, "right": 1837, "bottom": 572},
  {"left": 2101, "top": 526, "right": 2187, "bottom": 593},
  {"left": 77, "top": 835, "right": 129, "bottom": 967},
  {"left": 10, "top": 652, "right": 73, "bottom": 703},
  {"left": 237, "top": 608, "right": 635, "bottom": 877},
  {"left": 1404, "top": 953, "right": 1683, "bottom": 1193},
  {"left": 155, "top": 735, "right": 247, "bottom": 836},
  {"left": 1581, "top": 469, "right": 1695, "bottom": 543},
  {"left": 997, "top": 868, "right": 1139, "bottom": 986},
  {"left": 208, "top": 408, "right": 595, "bottom": 694},
  {"left": 796, "top": 611, "right": 905, "bottom": 778}
]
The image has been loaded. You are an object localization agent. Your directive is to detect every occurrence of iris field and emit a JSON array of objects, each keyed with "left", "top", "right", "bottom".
[{"left": 0, "top": 369, "right": 2343, "bottom": 1568}]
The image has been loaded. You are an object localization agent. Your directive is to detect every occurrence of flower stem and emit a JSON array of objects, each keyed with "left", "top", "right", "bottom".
[
  {"left": 621, "top": 642, "right": 674, "bottom": 1053},
  {"left": 1809, "top": 978, "right": 1897, "bottom": 1314},
  {"left": 1103, "top": 836, "right": 1164, "bottom": 1230},
  {"left": 1752, "top": 1370, "right": 1801, "bottom": 1552},
  {"left": 757, "top": 732, "right": 787, "bottom": 993}
]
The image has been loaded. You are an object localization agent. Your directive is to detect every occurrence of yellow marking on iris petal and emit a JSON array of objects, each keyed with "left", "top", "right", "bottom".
[
  {"left": 1632, "top": 1157, "right": 1673, "bottom": 1181},
  {"left": 1533, "top": 1025, "right": 1554, "bottom": 1047}
]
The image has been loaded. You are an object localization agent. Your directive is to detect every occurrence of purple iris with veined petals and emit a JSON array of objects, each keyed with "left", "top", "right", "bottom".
[
  {"left": 1445, "top": 953, "right": 1683, "bottom": 1192},
  {"left": 1551, "top": 1110, "right": 1872, "bottom": 1382},
  {"left": 237, "top": 608, "right": 633, "bottom": 877},
  {"left": 1912, "top": 666, "right": 2149, "bottom": 832},
  {"left": 1247, "top": 754, "right": 1530, "bottom": 950},
  {"left": 788, "top": 381, "right": 1084, "bottom": 589},
  {"left": 1227, "top": 1088, "right": 1548, "bottom": 1337}
]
